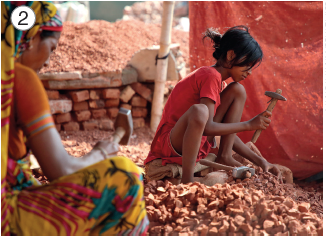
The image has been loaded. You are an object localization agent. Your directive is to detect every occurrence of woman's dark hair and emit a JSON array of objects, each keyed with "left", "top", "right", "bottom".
[
  {"left": 40, "top": 30, "right": 57, "bottom": 39},
  {"left": 203, "top": 25, "right": 263, "bottom": 70}
]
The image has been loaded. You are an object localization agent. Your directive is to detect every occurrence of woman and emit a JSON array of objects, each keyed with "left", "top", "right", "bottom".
[{"left": 1, "top": 1, "right": 148, "bottom": 236}]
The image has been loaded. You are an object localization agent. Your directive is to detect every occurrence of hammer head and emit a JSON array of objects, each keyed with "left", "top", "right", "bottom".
[
  {"left": 265, "top": 91, "right": 287, "bottom": 101},
  {"left": 232, "top": 166, "right": 255, "bottom": 179},
  {"left": 114, "top": 108, "right": 133, "bottom": 145}
]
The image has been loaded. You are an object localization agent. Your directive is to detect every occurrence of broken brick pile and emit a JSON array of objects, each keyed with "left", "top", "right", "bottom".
[
  {"left": 39, "top": 20, "right": 189, "bottom": 74},
  {"left": 144, "top": 179, "right": 323, "bottom": 236},
  {"left": 223, "top": 168, "right": 323, "bottom": 219}
]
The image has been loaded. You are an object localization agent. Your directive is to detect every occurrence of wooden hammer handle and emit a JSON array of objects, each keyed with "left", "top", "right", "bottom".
[
  {"left": 251, "top": 89, "right": 282, "bottom": 143},
  {"left": 199, "top": 159, "right": 234, "bottom": 171},
  {"left": 113, "top": 127, "right": 126, "bottom": 144}
]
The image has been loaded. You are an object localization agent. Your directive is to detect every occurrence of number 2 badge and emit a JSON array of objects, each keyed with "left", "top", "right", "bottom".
[{"left": 11, "top": 6, "right": 36, "bottom": 31}]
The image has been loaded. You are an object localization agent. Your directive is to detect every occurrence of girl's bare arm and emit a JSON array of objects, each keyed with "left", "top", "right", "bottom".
[{"left": 200, "top": 97, "right": 271, "bottom": 136}]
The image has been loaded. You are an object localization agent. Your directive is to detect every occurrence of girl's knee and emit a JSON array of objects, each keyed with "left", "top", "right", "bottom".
[
  {"left": 226, "top": 82, "right": 247, "bottom": 100},
  {"left": 189, "top": 104, "right": 209, "bottom": 125}
]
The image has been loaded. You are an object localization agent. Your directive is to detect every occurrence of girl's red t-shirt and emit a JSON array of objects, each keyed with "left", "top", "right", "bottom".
[{"left": 145, "top": 66, "right": 222, "bottom": 166}]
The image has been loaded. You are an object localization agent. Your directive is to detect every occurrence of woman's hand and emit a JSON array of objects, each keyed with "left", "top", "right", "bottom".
[
  {"left": 261, "top": 161, "right": 283, "bottom": 183},
  {"left": 93, "top": 140, "right": 120, "bottom": 158},
  {"left": 247, "top": 111, "right": 272, "bottom": 131}
]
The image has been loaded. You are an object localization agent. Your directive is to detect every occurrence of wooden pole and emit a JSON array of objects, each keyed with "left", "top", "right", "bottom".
[
  {"left": 150, "top": 1, "right": 175, "bottom": 132},
  {"left": 84, "top": 1, "right": 90, "bottom": 22}
]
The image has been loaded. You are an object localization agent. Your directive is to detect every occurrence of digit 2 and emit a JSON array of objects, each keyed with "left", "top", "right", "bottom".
[{"left": 18, "top": 11, "right": 28, "bottom": 25}]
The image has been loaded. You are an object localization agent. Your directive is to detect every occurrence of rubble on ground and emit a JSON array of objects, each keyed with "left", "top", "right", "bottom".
[
  {"left": 33, "top": 125, "right": 323, "bottom": 236},
  {"left": 144, "top": 178, "right": 323, "bottom": 236}
]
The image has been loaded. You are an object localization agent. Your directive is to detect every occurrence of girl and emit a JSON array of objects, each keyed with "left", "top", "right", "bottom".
[
  {"left": 1, "top": 2, "right": 148, "bottom": 235},
  {"left": 145, "top": 25, "right": 281, "bottom": 184}
]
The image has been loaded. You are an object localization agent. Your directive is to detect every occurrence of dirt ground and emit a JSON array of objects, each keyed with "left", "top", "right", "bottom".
[{"left": 59, "top": 123, "right": 154, "bottom": 168}]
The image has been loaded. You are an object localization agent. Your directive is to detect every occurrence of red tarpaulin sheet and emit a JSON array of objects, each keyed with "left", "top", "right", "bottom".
[{"left": 189, "top": 1, "right": 323, "bottom": 179}]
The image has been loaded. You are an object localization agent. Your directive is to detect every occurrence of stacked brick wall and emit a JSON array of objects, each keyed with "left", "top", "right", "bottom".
[{"left": 42, "top": 67, "right": 153, "bottom": 132}]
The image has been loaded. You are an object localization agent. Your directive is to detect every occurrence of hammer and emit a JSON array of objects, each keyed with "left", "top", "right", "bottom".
[
  {"left": 199, "top": 158, "right": 255, "bottom": 179},
  {"left": 112, "top": 107, "right": 133, "bottom": 145},
  {"left": 251, "top": 89, "right": 287, "bottom": 143}
]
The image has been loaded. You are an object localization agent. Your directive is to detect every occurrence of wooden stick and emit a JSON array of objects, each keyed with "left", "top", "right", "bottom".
[
  {"left": 113, "top": 127, "right": 126, "bottom": 144},
  {"left": 251, "top": 89, "right": 282, "bottom": 143},
  {"left": 150, "top": 1, "right": 175, "bottom": 132}
]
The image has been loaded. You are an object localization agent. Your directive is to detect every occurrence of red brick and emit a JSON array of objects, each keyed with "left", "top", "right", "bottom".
[
  {"left": 201, "top": 227, "right": 208, "bottom": 236},
  {"left": 131, "top": 82, "right": 153, "bottom": 102},
  {"left": 219, "top": 220, "right": 230, "bottom": 233},
  {"left": 132, "top": 107, "right": 148, "bottom": 118},
  {"left": 298, "top": 202, "right": 310, "bottom": 212},
  {"left": 55, "top": 124, "right": 61, "bottom": 132},
  {"left": 98, "top": 119, "right": 114, "bottom": 131},
  {"left": 62, "top": 122, "right": 80, "bottom": 131},
  {"left": 208, "top": 200, "right": 219, "bottom": 209},
  {"left": 197, "top": 197, "right": 207, "bottom": 205},
  {"left": 49, "top": 100, "right": 72, "bottom": 114},
  {"left": 197, "top": 204, "right": 206, "bottom": 214},
  {"left": 120, "top": 103, "right": 132, "bottom": 110},
  {"left": 208, "top": 227, "right": 218, "bottom": 235},
  {"left": 133, "top": 118, "right": 145, "bottom": 129},
  {"left": 120, "top": 85, "right": 135, "bottom": 103},
  {"left": 147, "top": 193, "right": 155, "bottom": 200},
  {"left": 107, "top": 108, "right": 119, "bottom": 118},
  {"left": 74, "top": 110, "right": 91, "bottom": 122},
  {"left": 263, "top": 220, "right": 274, "bottom": 232},
  {"left": 164, "top": 225, "right": 173, "bottom": 236},
  {"left": 55, "top": 112, "right": 72, "bottom": 123},
  {"left": 46, "top": 90, "right": 59, "bottom": 100},
  {"left": 102, "top": 88, "right": 121, "bottom": 99},
  {"left": 89, "top": 90, "right": 102, "bottom": 100},
  {"left": 240, "top": 223, "right": 253, "bottom": 233},
  {"left": 69, "top": 90, "right": 90, "bottom": 102},
  {"left": 91, "top": 109, "right": 107, "bottom": 119},
  {"left": 283, "top": 199, "right": 294, "bottom": 209},
  {"left": 82, "top": 120, "right": 99, "bottom": 131},
  {"left": 206, "top": 209, "right": 217, "bottom": 218},
  {"left": 229, "top": 221, "right": 238, "bottom": 232},
  {"left": 287, "top": 209, "right": 300, "bottom": 219},
  {"left": 105, "top": 98, "right": 120, "bottom": 108},
  {"left": 72, "top": 101, "right": 89, "bottom": 111},
  {"left": 175, "top": 199, "right": 183, "bottom": 208},
  {"left": 234, "top": 215, "right": 245, "bottom": 226},
  {"left": 131, "top": 95, "right": 147, "bottom": 107},
  {"left": 89, "top": 100, "right": 105, "bottom": 109}
]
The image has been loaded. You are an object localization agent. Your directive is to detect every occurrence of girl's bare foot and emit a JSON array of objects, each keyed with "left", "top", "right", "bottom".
[{"left": 217, "top": 155, "right": 243, "bottom": 167}]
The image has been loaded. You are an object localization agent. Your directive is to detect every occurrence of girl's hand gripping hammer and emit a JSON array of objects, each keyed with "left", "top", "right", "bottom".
[{"left": 251, "top": 89, "right": 287, "bottom": 143}]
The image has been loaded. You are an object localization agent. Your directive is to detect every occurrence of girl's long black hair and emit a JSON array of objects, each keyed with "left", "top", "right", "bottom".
[{"left": 203, "top": 25, "right": 263, "bottom": 70}]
